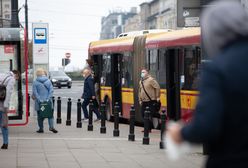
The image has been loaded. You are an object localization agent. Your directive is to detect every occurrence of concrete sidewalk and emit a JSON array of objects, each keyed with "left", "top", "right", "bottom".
[{"left": 0, "top": 115, "right": 205, "bottom": 168}]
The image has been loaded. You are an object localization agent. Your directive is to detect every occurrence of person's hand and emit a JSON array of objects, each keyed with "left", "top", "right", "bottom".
[
  {"left": 92, "top": 96, "right": 96, "bottom": 99},
  {"left": 139, "top": 101, "right": 142, "bottom": 105},
  {"left": 157, "top": 98, "right": 160, "bottom": 102},
  {"left": 167, "top": 123, "right": 183, "bottom": 144}
]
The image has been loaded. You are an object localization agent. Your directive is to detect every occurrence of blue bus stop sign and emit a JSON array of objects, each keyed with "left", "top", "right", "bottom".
[{"left": 34, "top": 28, "right": 47, "bottom": 44}]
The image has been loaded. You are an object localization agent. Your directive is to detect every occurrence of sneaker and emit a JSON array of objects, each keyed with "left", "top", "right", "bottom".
[
  {"left": 94, "top": 118, "right": 101, "bottom": 122},
  {"left": 1, "top": 144, "right": 8, "bottom": 149},
  {"left": 49, "top": 128, "right": 58, "bottom": 133},
  {"left": 36, "top": 129, "right": 44, "bottom": 133},
  {"left": 82, "top": 118, "right": 89, "bottom": 122}
]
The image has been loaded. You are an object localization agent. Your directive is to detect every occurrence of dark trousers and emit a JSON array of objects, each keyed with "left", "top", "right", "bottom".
[
  {"left": 82, "top": 98, "right": 101, "bottom": 119},
  {"left": 141, "top": 101, "right": 154, "bottom": 130}
]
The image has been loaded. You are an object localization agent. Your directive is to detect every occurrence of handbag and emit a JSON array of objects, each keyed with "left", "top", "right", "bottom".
[
  {"left": 141, "top": 81, "right": 161, "bottom": 115},
  {"left": 36, "top": 80, "right": 53, "bottom": 118},
  {"left": 38, "top": 100, "right": 53, "bottom": 118}
]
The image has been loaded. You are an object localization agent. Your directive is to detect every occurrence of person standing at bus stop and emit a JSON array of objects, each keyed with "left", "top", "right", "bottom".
[
  {"left": 32, "top": 68, "right": 58, "bottom": 134},
  {"left": 167, "top": 1, "right": 248, "bottom": 168},
  {"left": 0, "top": 70, "right": 20, "bottom": 149},
  {"left": 139, "top": 68, "right": 160, "bottom": 132},
  {"left": 81, "top": 68, "right": 101, "bottom": 121}
]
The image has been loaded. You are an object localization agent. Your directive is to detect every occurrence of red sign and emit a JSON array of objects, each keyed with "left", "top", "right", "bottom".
[
  {"left": 65, "top": 52, "right": 71, "bottom": 59},
  {"left": 4, "top": 45, "right": 14, "bottom": 54}
]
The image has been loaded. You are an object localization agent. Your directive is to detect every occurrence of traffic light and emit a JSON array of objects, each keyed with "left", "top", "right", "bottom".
[{"left": 62, "top": 58, "right": 70, "bottom": 66}]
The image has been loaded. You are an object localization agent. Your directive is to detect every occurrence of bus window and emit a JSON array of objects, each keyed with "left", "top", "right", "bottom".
[
  {"left": 183, "top": 47, "right": 201, "bottom": 90},
  {"left": 101, "top": 54, "right": 111, "bottom": 86},
  {"left": 147, "top": 49, "right": 158, "bottom": 79},
  {"left": 158, "top": 49, "right": 166, "bottom": 88},
  {"left": 122, "top": 52, "right": 133, "bottom": 87}
]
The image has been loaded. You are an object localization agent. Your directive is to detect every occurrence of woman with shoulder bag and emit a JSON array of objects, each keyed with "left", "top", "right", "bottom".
[{"left": 32, "top": 68, "right": 58, "bottom": 133}]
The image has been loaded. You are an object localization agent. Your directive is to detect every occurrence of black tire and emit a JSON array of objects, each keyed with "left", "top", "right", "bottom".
[
  {"left": 58, "top": 86, "right": 61, "bottom": 89},
  {"left": 68, "top": 86, "right": 71, "bottom": 89}
]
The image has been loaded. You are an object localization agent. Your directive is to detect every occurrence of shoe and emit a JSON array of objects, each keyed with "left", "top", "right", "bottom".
[
  {"left": 1, "top": 144, "right": 8, "bottom": 149},
  {"left": 36, "top": 129, "right": 44, "bottom": 133},
  {"left": 94, "top": 118, "right": 100, "bottom": 122},
  {"left": 82, "top": 118, "right": 89, "bottom": 122},
  {"left": 49, "top": 128, "right": 58, "bottom": 133}
]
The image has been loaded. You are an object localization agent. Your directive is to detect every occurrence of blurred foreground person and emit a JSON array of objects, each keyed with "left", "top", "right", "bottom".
[{"left": 168, "top": 1, "right": 248, "bottom": 168}]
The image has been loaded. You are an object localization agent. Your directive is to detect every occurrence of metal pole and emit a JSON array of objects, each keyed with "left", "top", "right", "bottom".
[
  {"left": 66, "top": 98, "right": 72, "bottom": 126},
  {"left": 28, "top": 93, "right": 30, "bottom": 116},
  {"left": 143, "top": 106, "right": 150, "bottom": 145},
  {"left": 56, "top": 97, "right": 62, "bottom": 124},
  {"left": 113, "top": 102, "right": 120, "bottom": 137},
  {"left": 100, "top": 102, "right": 106, "bottom": 134},
  {"left": 128, "top": 105, "right": 135, "bottom": 141},
  {"left": 160, "top": 109, "right": 167, "bottom": 149},
  {"left": 76, "top": 99, "right": 82, "bottom": 128},
  {"left": 88, "top": 100, "right": 93, "bottom": 131}
]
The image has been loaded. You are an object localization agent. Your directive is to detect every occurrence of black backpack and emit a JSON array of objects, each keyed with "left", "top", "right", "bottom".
[{"left": 0, "top": 76, "right": 10, "bottom": 101}]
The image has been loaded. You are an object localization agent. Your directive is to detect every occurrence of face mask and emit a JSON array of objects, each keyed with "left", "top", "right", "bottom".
[{"left": 141, "top": 73, "right": 145, "bottom": 78}]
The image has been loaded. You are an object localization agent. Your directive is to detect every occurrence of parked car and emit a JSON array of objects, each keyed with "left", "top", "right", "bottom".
[
  {"left": 21, "top": 69, "right": 33, "bottom": 84},
  {"left": 49, "top": 71, "right": 72, "bottom": 89}
]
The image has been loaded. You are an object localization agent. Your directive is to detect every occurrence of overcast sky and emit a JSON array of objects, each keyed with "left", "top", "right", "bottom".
[{"left": 18, "top": 0, "right": 146, "bottom": 70}]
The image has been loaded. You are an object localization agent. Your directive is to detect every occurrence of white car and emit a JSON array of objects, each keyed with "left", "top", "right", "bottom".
[{"left": 21, "top": 69, "right": 33, "bottom": 84}]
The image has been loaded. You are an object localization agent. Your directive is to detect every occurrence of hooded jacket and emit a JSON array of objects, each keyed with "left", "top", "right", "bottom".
[
  {"left": 32, "top": 75, "right": 53, "bottom": 111},
  {"left": 0, "top": 71, "right": 16, "bottom": 112}
]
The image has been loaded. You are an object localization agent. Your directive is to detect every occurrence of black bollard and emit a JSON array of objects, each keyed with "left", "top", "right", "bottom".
[
  {"left": 76, "top": 99, "right": 82, "bottom": 128},
  {"left": 113, "top": 102, "right": 120, "bottom": 137},
  {"left": 128, "top": 105, "right": 135, "bottom": 141},
  {"left": 66, "top": 98, "right": 72, "bottom": 126},
  {"left": 28, "top": 93, "right": 30, "bottom": 116},
  {"left": 143, "top": 106, "right": 150, "bottom": 145},
  {"left": 88, "top": 99, "right": 93, "bottom": 131},
  {"left": 52, "top": 96, "right": 55, "bottom": 112},
  {"left": 160, "top": 109, "right": 167, "bottom": 149},
  {"left": 100, "top": 102, "right": 106, "bottom": 134},
  {"left": 57, "top": 97, "right": 62, "bottom": 124}
]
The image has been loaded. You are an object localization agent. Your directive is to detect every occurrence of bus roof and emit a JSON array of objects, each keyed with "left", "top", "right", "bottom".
[
  {"left": 89, "top": 36, "right": 135, "bottom": 55},
  {"left": 146, "top": 27, "right": 201, "bottom": 49}
]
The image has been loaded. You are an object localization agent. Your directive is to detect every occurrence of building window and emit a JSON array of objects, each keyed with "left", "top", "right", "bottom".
[
  {"left": 4, "top": 4, "right": 10, "bottom": 9},
  {"left": 4, "top": 14, "right": 10, "bottom": 19}
]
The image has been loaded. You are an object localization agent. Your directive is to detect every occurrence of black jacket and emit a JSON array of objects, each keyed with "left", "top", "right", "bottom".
[
  {"left": 82, "top": 75, "right": 95, "bottom": 99},
  {"left": 181, "top": 39, "right": 248, "bottom": 168}
]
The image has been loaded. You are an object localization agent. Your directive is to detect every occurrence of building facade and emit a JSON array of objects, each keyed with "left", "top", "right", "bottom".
[
  {"left": 100, "top": 8, "right": 137, "bottom": 40},
  {"left": 0, "top": 0, "right": 11, "bottom": 27},
  {"left": 125, "top": 0, "right": 177, "bottom": 32}
]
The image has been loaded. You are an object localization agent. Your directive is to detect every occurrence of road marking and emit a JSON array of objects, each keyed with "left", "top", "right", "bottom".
[{"left": 10, "top": 137, "right": 142, "bottom": 141}]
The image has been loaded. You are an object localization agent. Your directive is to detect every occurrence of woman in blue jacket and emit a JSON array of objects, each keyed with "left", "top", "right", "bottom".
[{"left": 32, "top": 68, "right": 58, "bottom": 133}]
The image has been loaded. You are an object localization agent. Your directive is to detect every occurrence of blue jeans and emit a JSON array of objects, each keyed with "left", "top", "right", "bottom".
[
  {"left": 82, "top": 98, "right": 101, "bottom": 119},
  {"left": 37, "top": 111, "right": 54, "bottom": 130},
  {"left": 0, "top": 111, "right": 8, "bottom": 144}
]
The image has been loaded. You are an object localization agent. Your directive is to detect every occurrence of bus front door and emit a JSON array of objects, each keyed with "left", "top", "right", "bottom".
[
  {"left": 111, "top": 54, "right": 123, "bottom": 116},
  {"left": 166, "top": 49, "right": 181, "bottom": 121}
]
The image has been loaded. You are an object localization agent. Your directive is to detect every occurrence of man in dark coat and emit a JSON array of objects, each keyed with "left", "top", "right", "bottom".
[
  {"left": 168, "top": 1, "right": 248, "bottom": 168},
  {"left": 81, "top": 68, "right": 101, "bottom": 121}
]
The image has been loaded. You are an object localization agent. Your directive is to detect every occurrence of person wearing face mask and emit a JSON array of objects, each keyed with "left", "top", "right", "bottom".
[
  {"left": 138, "top": 68, "right": 160, "bottom": 132},
  {"left": 81, "top": 68, "right": 101, "bottom": 121}
]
